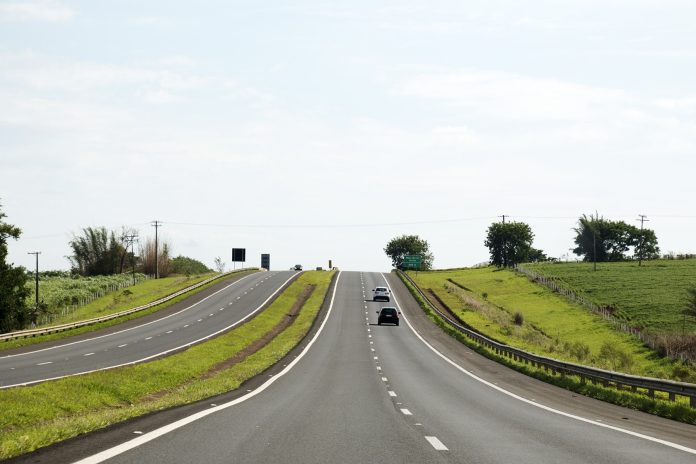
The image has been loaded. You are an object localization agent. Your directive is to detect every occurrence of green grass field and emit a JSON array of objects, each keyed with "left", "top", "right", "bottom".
[
  {"left": 409, "top": 267, "right": 694, "bottom": 382},
  {"left": 0, "top": 271, "right": 334, "bottom": 460},
  {"left": 524, "top": 260, "right": 696, "bottom": 333}
]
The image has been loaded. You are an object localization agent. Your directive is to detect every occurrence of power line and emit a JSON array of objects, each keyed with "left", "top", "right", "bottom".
[{"left": 637, "top": 214, "right": 649, "bottom": 267}]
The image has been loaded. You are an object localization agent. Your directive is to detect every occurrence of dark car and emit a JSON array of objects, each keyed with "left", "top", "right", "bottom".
[{"left": 376, "top": 307, "right": 400, "bottom": 326}]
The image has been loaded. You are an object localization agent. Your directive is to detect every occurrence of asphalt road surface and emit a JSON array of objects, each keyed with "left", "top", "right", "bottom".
[
  {"left": 63, "top": 271, "right": 696, "bottom": 464},
  {"left": 0, "top": 270, "right": 298, "bottom": 388}
]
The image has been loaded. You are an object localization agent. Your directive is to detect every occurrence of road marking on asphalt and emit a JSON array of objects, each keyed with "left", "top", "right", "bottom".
[
  {"left": 382, "top": 377, "right": 388, "bottom": 382},
  {"left": 209, "top": 314, "right": 214, "bottom": 317},
  {"left": 382, "top": 272, "right": 696, "bottom": 457},
  {"left": 374, "top": 356, "right": 378, "bottom": 360},
  {"left": 166, "top": 331, "right": 173, "bottom": 334},
  {"left": 376, "top": 366, "right": 382, "bottom": 371},
  {"left": 133, "top": 431, "right": 143, "bottom": 435},
  {"left": 118, "top": 344, "right": 128, "bottom": 348},
  {"left": 401, "top": 408, "right": 412, "bottom": 415},
  {"left": 37, "top": 361, "right": 52, "bottom": 366},
  {"left": 84, "top": 353, "right": 95, "bottom": 357},
  {"left": 197, "top": 319, "right": 202, "bottom": 322},
  {"left": 368, "top": 335, "right": 372, "bottom": 338},
  {"left": 184, "top": 325, "right": 189, "bottom": 328},
  {"left": 219, "top": 308, "right": 224, "bottom": 311},
  {"left": 145, "top": 337, "right": 152, "bottom": 340},
  {"left": 425, "top": 436, "right": 448, "bottom": 451},
  {"left": 74, "top": 271, "right": 343, "bottom": 464},
  {"left": 388, "top": 391, "right": 397, "bottom": 397}
]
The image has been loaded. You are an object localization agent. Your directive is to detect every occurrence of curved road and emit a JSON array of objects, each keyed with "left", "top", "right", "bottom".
[
  {"left": 58, "top": 271, "right": 696, "bottom": 464},
  {"left": 0, "top": 270, "right": 298, "bottom": 388}
]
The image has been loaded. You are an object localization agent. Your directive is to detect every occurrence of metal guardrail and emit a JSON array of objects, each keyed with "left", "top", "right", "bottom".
[
  {"left": 398, "top": 270, "right": 696, "bottom": 408},
  {"left": 1, "top": 269, "right": 258, "bottom": 342}
]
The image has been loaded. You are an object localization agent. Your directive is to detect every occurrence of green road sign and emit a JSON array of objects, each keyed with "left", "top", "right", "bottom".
[{"left": 402, "top": 255, "right": 422, "bottom": 270}]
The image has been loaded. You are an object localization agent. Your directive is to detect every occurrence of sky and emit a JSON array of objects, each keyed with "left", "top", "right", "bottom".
[{"left": 1, "top": 0, "right": 696, "bottom": 272}]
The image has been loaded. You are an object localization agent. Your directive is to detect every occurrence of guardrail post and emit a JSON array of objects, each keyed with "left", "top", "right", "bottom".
[
  {"left": 690, "top": 396, "right": 696, "bottom": 408},
  {"left": 648, "top": 389, "right": 655, "bottom": 398},
  {"left": 668, "top": 392, "right": 676, "bottom": 402}
]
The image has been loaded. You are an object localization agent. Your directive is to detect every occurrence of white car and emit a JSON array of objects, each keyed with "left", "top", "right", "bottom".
[{"left": 373, "top": 286, "right": 391, "bottom": 302}]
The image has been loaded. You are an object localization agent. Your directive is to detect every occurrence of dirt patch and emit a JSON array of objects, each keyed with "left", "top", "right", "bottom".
[{"left": 200, "top": 283, "right": 316, "bottom": 379}]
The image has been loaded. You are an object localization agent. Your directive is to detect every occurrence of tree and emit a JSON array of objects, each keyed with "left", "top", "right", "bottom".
[
  {"left": 140, "top": 237, "right": 172, "bottom": 277},
  {"left": 214, "top": 257, "right": 226, "bottom": 273},
  {"left": 171, "top": 256, "right": 211, "bottom": 275},
  {"left": 484, "top": 221, "right": 535, "bottom": 267},
  {"left": 68, "top": 227, "right": 128, "bottom": 276},
  {"left": 0, "top": 203, "right": 31, "bottom": 332},
  {"left": 384, "top": 235, "right": 434, "bottom": 270},
  {"left": 573, "top": 214, "right": 659, "bottom": 262}
]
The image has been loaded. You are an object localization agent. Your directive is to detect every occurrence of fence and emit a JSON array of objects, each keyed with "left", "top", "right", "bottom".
[
  {"left": 2, "top": 269, "right": 256, "bottom": 342},
  {"left": 398, "top": 270, "right": 696, "bottom": 408}
]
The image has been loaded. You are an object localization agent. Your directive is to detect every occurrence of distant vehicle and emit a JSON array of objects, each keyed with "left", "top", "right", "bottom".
[
  {"left": 376, "top": 307, "right": 400, "bottom": 326},
  {"left": 372, "top": 286, "right": 390, "bottom": 302},
  {"left": 294, "top": 264, "right": 303, "bottom": 271}
]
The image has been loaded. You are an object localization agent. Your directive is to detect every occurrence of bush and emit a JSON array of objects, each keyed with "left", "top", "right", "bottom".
[
  {"left": 513, "top": 311, "right": 524, "bottom": 326},
  {"left": 599, "top": 342, "right": 634, "bottom": 371},
  {"left": 170, "top": 256, "right": 211, "bottom": 275}
]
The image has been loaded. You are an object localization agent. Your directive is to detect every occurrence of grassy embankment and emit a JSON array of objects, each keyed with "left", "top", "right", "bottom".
[
  {"left": 0, "top": 270, "right": 334, "bottom": 460},
  {"left": 524, "top": 260, "right": 696, "bottom": 333},
  {"left": 401, "top": 268, "right": 696, "bottom": 423},
  {"left": 1, "top": 270, "right": 255, "bottom": 351}
]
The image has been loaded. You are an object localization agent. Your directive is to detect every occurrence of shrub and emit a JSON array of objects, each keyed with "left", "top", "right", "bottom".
[{"left": 513, "top": 311, "right": 524, "bottom": 326}]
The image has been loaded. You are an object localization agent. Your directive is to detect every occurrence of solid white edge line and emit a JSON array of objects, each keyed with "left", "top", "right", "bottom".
[
  {"left": 73, "top": 271, "right": 342, "bottom": 464},
  {"left": 0, "top": 272, "right": 263, "bottom": 360},
  {"left": 1, "top": 273, "right": 298, "bottom": 390},
  {"left": 381, "top": 272, "right": 696, "bottom": 456}
]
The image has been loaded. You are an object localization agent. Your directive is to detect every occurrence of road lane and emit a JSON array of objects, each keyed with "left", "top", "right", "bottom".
[
  {"left": 38, "top": 271, "right": 696, "bottom": 464},
  {"left": 0, "top": 271, "right": 298, "bottom": 388}
]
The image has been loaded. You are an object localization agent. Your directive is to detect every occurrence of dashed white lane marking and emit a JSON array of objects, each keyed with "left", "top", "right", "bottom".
[
  {"left": 376, "top": 366, "right": 382, "bottom": 371},
  {"left": 209, "top": 314, "right": 214, "bottom": 317},
  {"left": 401, "top": 408, "right": 413, "bottom": 416},
  {"left": 197, "top": 319, "right": 202, "bottom": 322},
  {"left": 118, "top": 344, "right": 128, "bottom": 348},
  {"left": 84, "top": 353, "right": 95, "bottom": 357},
  {"left": 381, "top": 377, "right": 388, "bottom": 382},
  {"left": 368, "top": 335, "right": 372, "bottom": 338},
  {"left": 374, "top": 356, "right": 378, "bottom": 360},
  {"left": 219, "top": 308, "right": 224, "bottom": 311},
  {"left": 184, "top": 325, "right": 189, "bottom": 328},
  {"left": 388, "top": 391, "right": 397, "bottom": 397},
  {"left": 228, "top": 302, "right": 233, "bottom": 306},
  {"left": 37, "top": 361, "right": 52, "bottom": 366},
  {"left": 145, "top": 337, "right": 152, "bottom": 340},
  {"left": 425, "top": 436, "right": 448, "bottom": 451},
  {"left": 166, "top": 331, "right": 173, "bottom": 334},
  {"left": 381, "top": 272, "right": 696, "bottom": 457}
]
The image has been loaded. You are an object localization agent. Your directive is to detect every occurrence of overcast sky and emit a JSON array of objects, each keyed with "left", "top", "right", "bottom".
[{"left": 2, "top": 0, "right": 696, "bottom": 272}]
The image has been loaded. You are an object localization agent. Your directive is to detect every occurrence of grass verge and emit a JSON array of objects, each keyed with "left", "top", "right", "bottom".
[
  {"left": 0, "top": 270, "right": 334, "bottom": 460},
  {"left": 1, "top": 270, "right": 257, "bottom": 352},
  {"left": 397, "top": 271, "right": 696, "bottom": 425}
]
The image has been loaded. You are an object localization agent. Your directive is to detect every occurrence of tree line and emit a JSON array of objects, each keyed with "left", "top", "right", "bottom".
[{"left": 0, "top": 201, "right": 213, "bottom": 332}]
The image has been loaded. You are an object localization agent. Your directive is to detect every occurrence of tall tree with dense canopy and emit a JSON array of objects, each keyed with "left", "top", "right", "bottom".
[
  {"left": 573, "top": 214, "right": 659, "bottom": 262},
  {"left": 384, "top": 235, "right": 434, "bottom": 270},
  {"left": 484, "top": 221, "right": 536, "bottom": 267},
  {"left": 0, "top": 203, "right": 31, "bottom": 332},
  {"left": 68, "top": 227, "right": 128, "bottom": 276}
]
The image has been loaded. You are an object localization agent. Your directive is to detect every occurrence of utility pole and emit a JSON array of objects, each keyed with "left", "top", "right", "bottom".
[
  {"left": 637, "top": 214, "right": 648, "bottom": 267},
  {"left": 499, "top": 214, "right": 507, "bottom": 224},
  {"left": 151, "top": 220, "right": 162, "bottom": 278},
  {"left": 499, "top": 214, "right": 508, "bottom": 267},
  {"left": 122, "top": 234, "right": 139, "bottom": 285},
  {"left": 27, "top": 252, "right": 41, "bottom": 309}
]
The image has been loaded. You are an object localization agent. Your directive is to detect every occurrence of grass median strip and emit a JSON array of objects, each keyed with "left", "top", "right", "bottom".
[
  {"left": 1, "top": 270, "right": 257, "bottom": 352},
  {"left": 0, "top": 271, "right": 334, "bottom": 460}
]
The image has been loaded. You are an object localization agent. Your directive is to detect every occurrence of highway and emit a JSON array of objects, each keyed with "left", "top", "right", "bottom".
[
  {"left": 0, "top": 270, "right": 298, "bottom": 388},
  {"left": 57, "top": 271, "right": 696, "bottom": 464}
]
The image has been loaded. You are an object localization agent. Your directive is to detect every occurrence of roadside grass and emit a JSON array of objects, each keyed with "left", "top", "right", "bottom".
[
  {"left": 409, "top": 267, "right": 694, "bottom": 382},
  {"left": 0, "top": 271, "right": 334, "bottom": 460},
  {"left": 398, "top": 272, "right": 696, "bottom": 425},
  {"left": 0, "top": 270, "right": 257, "bottom": 351},
  {"left": 525, "top": 260, "right": 696, "bottom": 333}
]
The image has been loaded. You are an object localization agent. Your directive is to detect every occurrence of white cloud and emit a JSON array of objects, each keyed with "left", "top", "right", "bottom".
[
  {"left": 0, "top": 1, "right": 75, "bottom": 22},
  {"left": 395, "top": 70, "right": 626, "bottom": 120}
]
